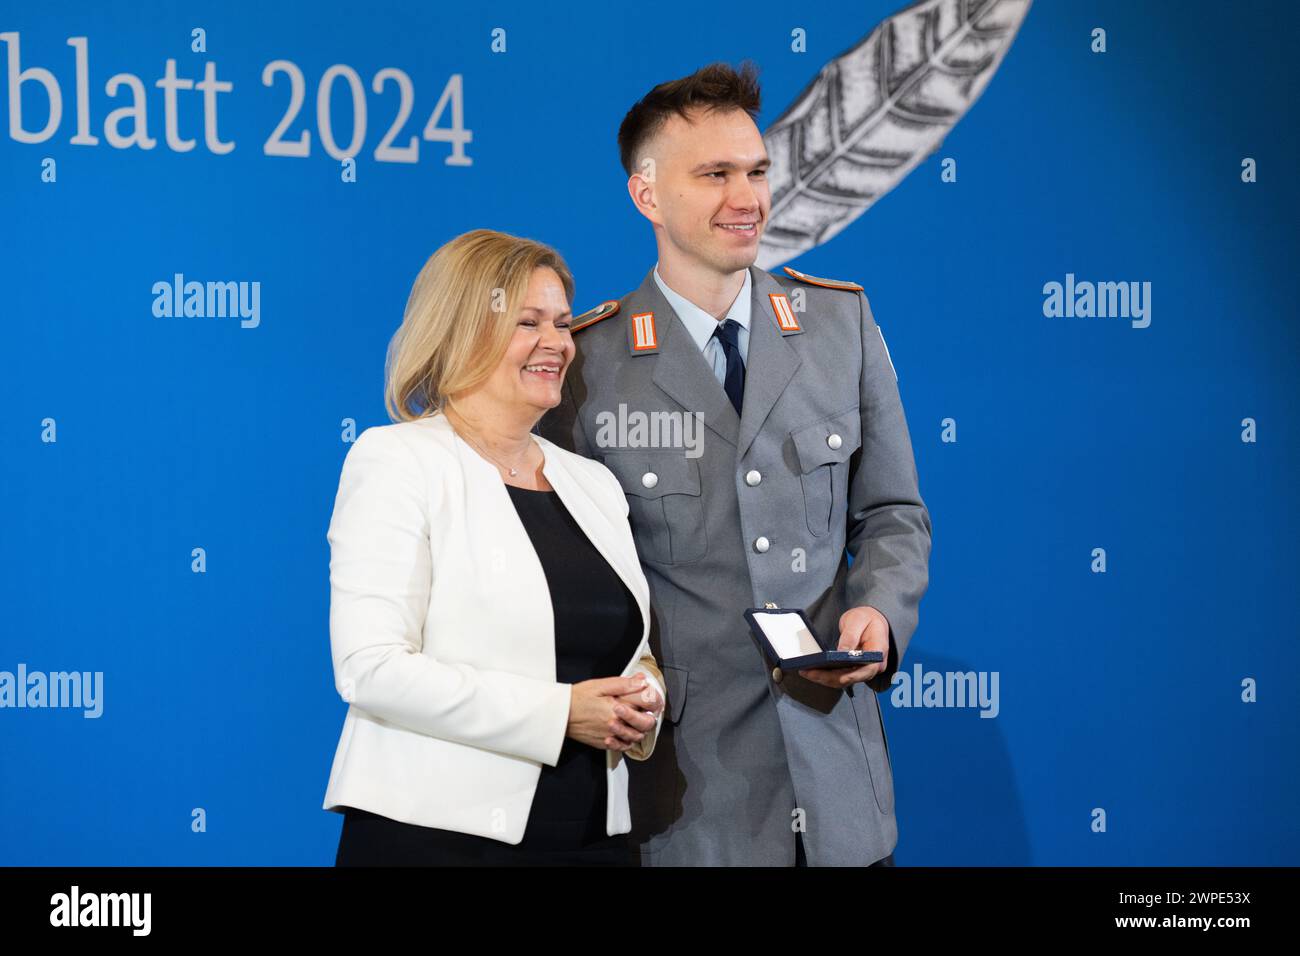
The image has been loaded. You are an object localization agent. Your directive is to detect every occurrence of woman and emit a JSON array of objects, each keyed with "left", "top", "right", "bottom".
[{"left": 323, "top": 229, "right": 665, "bottom": 865}]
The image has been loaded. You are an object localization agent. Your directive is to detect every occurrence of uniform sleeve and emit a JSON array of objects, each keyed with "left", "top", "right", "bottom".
[
  {"left": 843, "top": 291, "right": 933, "bottom": 694},
  {"left": 327, "top": 426, "right": 572, "bottom": 766}
]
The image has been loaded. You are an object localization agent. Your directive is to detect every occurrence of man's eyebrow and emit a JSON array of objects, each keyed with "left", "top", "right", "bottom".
[{"left": 689, "top": 158, "right": 771, "bottom": 174}]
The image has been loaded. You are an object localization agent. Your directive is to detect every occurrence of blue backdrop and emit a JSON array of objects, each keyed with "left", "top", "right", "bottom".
[{"left": 2, "top": 0, "right": 1296, "bottom": 865}]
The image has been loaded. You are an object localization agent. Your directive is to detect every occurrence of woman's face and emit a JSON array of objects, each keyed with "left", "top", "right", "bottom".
[{"left": 480, "top": 266, "right": 575, "bottom": 418}]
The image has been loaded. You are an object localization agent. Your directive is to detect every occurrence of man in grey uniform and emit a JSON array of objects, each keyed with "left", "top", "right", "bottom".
[{"left": 539, "top": 62, "right": 932, "bottom": 866}]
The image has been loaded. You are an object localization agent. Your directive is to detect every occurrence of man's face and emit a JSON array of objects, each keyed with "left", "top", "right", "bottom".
[{"left": 636, "top": 107, "right": 771, "bottom": 275}]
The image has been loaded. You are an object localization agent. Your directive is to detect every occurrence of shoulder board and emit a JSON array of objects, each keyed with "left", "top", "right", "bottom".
[
  {"left": 571, "top": 300, "right": 620, "bottom": 332},
  {"left": 782, "top": 266, "right": 864, "bottom": 292}
]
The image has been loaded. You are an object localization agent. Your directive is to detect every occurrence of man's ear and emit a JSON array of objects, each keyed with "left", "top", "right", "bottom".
[{"left": 627, "top": 158, "right": 663, "bottom": 227}]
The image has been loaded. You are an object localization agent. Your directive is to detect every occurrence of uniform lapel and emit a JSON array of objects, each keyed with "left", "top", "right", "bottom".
[
  {"left": 622, "top": 269, "right": 741, "bottom": 449},
  {"left": 738, "top": 267, "right": 801, "bottom": 459}
]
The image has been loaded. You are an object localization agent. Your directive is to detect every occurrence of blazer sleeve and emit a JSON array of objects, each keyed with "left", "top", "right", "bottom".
[
  {"left": 844, "top": 291, "right": 934, "bottom": 694},
  {"left": 327, "top": 426, "right": 572, "bottom": 767},
  {"left": 623, "top": 651, "right": 664, "bottom": 762}
]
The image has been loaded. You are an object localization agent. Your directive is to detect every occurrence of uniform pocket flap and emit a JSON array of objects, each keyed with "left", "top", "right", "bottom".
[
  {"left": 601, "top": 451, "right": 702, "bottom": 499},
  {"left": 790, "top": 406, "right": 862, "bottom": 473}
]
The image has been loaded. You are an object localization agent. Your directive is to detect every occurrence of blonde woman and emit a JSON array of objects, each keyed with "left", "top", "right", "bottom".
[{"left": 323, "top": 229, "right": 665, "bottom": 865}]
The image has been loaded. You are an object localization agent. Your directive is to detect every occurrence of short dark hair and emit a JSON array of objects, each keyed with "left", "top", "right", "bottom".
[{"left": 617, "top": 61, "right": 762, "bottom": 176}]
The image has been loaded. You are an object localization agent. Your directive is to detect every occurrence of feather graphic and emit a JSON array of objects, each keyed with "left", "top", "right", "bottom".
[{"left": 757, "top": 0, "right": 1032, "bottom": 269}]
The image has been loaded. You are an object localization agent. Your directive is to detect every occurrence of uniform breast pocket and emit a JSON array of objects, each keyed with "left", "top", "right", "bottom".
[
  {"left": 790, "top": 406, "right": 862, "bottom": 537},
  {"left": 601, "top": 451, "right": 707, "bottom": 565}
]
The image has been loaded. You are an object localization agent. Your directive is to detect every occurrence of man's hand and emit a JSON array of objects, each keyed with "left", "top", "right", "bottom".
[{"left": 798, "top": 605, "right": 891, "bottom": 689}]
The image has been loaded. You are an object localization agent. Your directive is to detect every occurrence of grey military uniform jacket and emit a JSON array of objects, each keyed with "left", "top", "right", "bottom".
[{"left": 538, "top": 264, "right": 932, "bottom": 865}]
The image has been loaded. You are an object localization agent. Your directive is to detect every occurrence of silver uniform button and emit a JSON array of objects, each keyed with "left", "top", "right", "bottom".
[
  {"left": 641, "top": 472, "right": 658, "bottom": 489},
  {"left": 745, "top": 470, "right": 762, "bottom": 487},
  {"left": 827, "top": 433, "right": 843, "bottom": 450},
  {"left": 771, "top": 666, "right": 784, "bottom": 683},
  {"left": 754, "top": 536, "right": 770, "bottom": 553}
]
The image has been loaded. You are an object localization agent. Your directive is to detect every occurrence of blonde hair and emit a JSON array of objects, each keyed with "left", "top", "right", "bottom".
[{"left": 384, "top": 229, "right": 576, "bottom": 423}]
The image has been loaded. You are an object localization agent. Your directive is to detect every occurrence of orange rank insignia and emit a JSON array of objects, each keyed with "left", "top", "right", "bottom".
[
  {"left": 630, "top": 311, "right": 658, "bottom": 352},
  {"left": 768, "top": 292, "right": 801, "bottom": 333}
]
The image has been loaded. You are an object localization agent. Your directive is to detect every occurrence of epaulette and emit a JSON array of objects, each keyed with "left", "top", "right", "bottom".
[
  {"left": 782, "top": 266, "right": 864, "bottom": 292},
  {"left": 571, "top": 300, "right": 620, "bottom": 332}
]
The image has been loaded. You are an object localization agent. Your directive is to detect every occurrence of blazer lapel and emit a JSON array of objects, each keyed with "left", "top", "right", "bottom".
[
  {"left": 440, "top": 416, "right": 558, "bottom": 673},
  {"left": 539, "top": 444, "right": 651, "bottom": 646}
]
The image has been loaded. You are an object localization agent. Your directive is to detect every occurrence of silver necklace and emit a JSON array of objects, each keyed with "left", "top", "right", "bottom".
[{"left": 455, "top": 423, "right": 533, "bottom": 478}]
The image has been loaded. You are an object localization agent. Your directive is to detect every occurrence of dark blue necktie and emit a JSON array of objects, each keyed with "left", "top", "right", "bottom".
[{"left": 712, "top": 318, "right": 745, "bottom": 416}]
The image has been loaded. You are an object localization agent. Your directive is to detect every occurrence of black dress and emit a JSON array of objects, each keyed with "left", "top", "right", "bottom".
[{"left": 334, "top": 484, "right": 644, "bottom": 866}]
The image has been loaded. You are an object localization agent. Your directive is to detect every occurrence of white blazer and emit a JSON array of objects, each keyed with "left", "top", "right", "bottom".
[{"left": 321, "top": 412, "right": 664, "bottom": 843}]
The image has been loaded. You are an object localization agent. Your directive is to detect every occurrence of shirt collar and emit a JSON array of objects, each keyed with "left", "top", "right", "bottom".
[{"left": 652, "top": 266, "right": 752, "bottom": 353}]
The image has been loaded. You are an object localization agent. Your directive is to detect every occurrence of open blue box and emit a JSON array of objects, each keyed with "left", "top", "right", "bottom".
[{"left": 743, "top": 606, "right": 884, "bottom": 670}]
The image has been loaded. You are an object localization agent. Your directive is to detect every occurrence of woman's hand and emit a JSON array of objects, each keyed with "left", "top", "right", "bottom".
[{"left": 568, "top": 675, "right": 660, "bottom": 752}]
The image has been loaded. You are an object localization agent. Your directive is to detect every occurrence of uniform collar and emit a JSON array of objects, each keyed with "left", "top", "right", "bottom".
[{"left": 652, "top": 265, "right": 752, "bottom": 352}]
